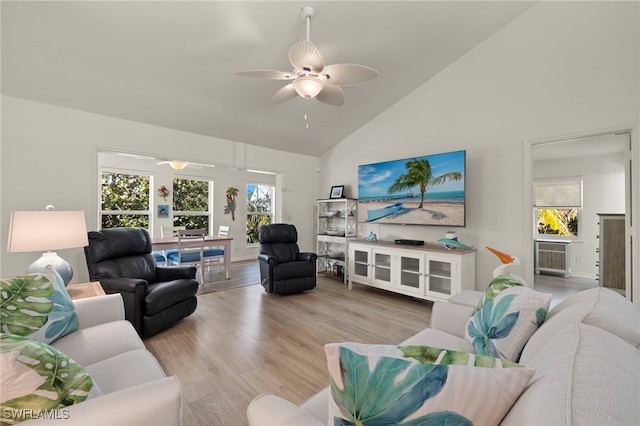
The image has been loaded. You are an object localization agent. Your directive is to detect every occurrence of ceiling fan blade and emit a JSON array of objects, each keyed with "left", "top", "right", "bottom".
[
  {"left": 322, "top": 64, "right": 378, "bottom": 86},
  {"left": 236, "top": 70, "right": 294, "bottom": 80},
  {"left": 289, "top": 40, "right": 325, "bottom": 73},
  {"left": 272, "top": 84, "right": 298, "bottom": 105},
  {"left": 316, "top": 84, "right": 345, "bottom": 106}
]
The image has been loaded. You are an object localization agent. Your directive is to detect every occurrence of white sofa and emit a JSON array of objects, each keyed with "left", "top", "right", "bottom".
[
  {"left": 23, "top": 294, "right": 182, "bottom": 425},
  {"left": 247, "top": 287, "right": 640, "bottom": 425}
]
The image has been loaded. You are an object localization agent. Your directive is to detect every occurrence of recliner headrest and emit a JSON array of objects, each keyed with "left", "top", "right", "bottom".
[
  {"left": 86, "top": 227, "right": 153, "bottom": 263},
  {"left": 258, "top": 224, "right": 298, "bottom": 244}
]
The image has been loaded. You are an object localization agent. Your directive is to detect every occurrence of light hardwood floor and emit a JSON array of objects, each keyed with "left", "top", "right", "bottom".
[{"left": 144, "top": 262, "right": 432, "bottom": 426}]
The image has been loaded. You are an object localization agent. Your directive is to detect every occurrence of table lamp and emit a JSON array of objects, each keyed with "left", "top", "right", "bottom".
[{"left": 7, "top": 207, "right": 88, "bottom": 286}]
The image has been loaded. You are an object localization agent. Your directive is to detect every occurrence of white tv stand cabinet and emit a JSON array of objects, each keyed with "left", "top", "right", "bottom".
[{"left": 348, "top": 240, "right": 476, "bottom": 302}]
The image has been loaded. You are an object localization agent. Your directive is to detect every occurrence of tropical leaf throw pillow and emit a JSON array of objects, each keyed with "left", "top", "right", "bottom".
[
  {"left": 465, "top": 275, "right": 552, "bottom": 361},
  {"left": 0, "top": 267, "right": 79, "bottom": 344},
  {"left": 0, "top": 333, "right": 101, "bottom": 425},
  {"left": 325, "top": 342, "right": 534, "bottom": 426}
]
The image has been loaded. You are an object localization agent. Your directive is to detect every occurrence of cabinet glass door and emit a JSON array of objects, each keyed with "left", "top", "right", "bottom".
[
  {"left": 398, "top": 253, "right": 424, "bottom": 294},
  {"left": 426, "top": 258, "right": 453, "bottom": 297},
  {"left": 352, "top": 248, "right": 370, "bottom": 279},
  {"left": 373, "top": 250, "right": 392, "bottom": 284}
]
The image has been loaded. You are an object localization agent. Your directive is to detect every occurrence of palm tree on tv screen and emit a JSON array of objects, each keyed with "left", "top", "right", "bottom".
[{"left": 388, "top": 158, "right": 462, "bottom": 208}]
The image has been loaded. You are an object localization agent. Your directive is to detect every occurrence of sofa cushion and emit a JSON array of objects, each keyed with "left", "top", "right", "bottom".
[
  {"left": 521, "top": 287, "right": 640, "bottom": 362},
  {"left": 85, "top": 349, "right": 167, "bottom": 394},
  {"left": 502, "top": 322, "right": 640, "bottom": 425},
  {"left": 401, "top": 328, "right": 475, "bottom": 353},
  {"left": 0, "top": 267, "right": 79, "bottom": 344},
  {"left": 0, "top": 333, "right": 102, "bottom": 423},
  {"left": 466, "top": 275, "right": 551, "bottom": 361},
  {"left": 325, "top": 342, "right": 533, "bottom": 426},
  {"left": 52, "top": 320, "right": 145, "bottom": 367}
]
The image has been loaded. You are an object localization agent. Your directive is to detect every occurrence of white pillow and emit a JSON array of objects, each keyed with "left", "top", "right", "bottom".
[
  {"left": 325, "top": 342, "right": 534, "bottom": 426},
  {"left": 1, "top": 333, "right": 102, "bottom": 423},
  {"left": 466, "top": 275, "right": 551, "bottom": 361}
]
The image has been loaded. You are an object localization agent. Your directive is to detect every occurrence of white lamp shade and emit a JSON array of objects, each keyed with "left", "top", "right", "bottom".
[
  {"left": 7, "top": 211, "right": 88, "bottom": 252},
  {"left": 292, "top": 76, "right": 324, "bottom": 99}
]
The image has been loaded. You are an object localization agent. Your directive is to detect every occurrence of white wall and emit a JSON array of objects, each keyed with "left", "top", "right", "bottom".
[
  {"left": 534, "top": 152, "right": 626, "bottom": 278},
  {"left": 319, "top": 1, "right": 639, "bottom": 288},
  {"left": 1, "top": 96, "right": 319, "bottom": 283}
]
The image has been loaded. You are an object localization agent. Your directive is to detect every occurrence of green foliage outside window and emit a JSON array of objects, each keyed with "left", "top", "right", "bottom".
[
  {"left": 246, "top": 184, "right": 273, "bottom": 243},
  {"left": 101, "top": 172, "right": 150, "bottom": 229},
  {"left": 173, "top": 178, "right": 209, "bottom": 211},
  {"left": 173, "top": 178, "right": 210, "bottom": 230},
  {"left": 537, "top": 208, "right": 578, "bottom": 236}
]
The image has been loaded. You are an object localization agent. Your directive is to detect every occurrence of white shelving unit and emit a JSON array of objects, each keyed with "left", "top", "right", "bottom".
[
  {"left": 316, "top": 198, "right": 357, "bottom": 283},
  {"left": 348, "top": 240, "right": 476, "bottom": 302}
]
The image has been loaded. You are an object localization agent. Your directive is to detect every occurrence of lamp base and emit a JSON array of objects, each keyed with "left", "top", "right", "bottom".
[{"left": 26, "top": 251, "right": 73, "bottom": 286}]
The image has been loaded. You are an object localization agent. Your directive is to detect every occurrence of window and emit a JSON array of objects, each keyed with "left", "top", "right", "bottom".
[
  {"left": 101, "top": 170, "right": 151, "bottom": 229},
  {"left": 173, "top": 177, "right": 211, "bottom": 231},
  {"left": 534, "top": 177, "right": 582, "bottom": 237},
  {"left": 247, "top": 183, "right": 274, "bottom": 243}
]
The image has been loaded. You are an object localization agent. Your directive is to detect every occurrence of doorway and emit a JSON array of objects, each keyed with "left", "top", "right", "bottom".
[{"left": 523, "top": 129, "right": 636, "bottom": 304}]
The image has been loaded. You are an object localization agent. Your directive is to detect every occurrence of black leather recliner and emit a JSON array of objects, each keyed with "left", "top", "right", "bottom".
[
  {"left": 257, "top": 224, "right": 317, "bottom": 294},
  {"left": 84, "top": 227, "right": 199, "bottom": 338}
]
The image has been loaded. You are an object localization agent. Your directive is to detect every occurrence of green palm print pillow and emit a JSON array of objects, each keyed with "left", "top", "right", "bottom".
[
  {"left": 466, "top": 274, "right": 552, "bottom": 361},
  {"left": 1, "top": 267, "right": 79, "bottom": 344},
  {"left": 325, "top": 342, "right": 534, "bottom": 426},
  {"left": 0, "top": 333, "right": 101, "bottom": 425}
]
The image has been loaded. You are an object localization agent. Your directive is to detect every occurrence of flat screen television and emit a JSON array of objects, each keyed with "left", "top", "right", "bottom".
[{"left": 357, "top": 150, "right": 466, "bottom": 227}]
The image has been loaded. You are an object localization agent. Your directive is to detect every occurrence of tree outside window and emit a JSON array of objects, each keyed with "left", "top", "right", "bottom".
[
  {"left": 173, "top": 177, "right": 211, "bottom": 230},
  {"left": 101, "top": 171, "right": 150, "bottom": 229},
  {"left": 247, "top": 184, "right": 273, "bottom": 243},
  {"left": 534, "top": 177, "right": 582, "bottom": 238}
]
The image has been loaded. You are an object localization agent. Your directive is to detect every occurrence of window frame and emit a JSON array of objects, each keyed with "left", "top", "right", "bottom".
[
  {"left": 99, "top": 167, "right": 153, "bottom": 230},
  {"left": 533, "top": 176, "right": 583, "bottom": 240},
  {"left": 247, "top": 182, "right": 275, "bottom": 245},
  {"left": 172, "top": 176, "right": 213, "bottom": 233}
]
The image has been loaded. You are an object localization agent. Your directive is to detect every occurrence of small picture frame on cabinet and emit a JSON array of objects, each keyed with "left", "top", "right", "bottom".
[{"left": 330, "top": 185, "right": 345, "bottom": 199}]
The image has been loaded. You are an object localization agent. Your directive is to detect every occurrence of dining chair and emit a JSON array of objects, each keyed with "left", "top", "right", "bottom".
[
  {"left": 161, "top": 225, "right": 186, "bottom": 237},
  {"left": 159, "top": 225, "right": 186, "bottom": 261},
  {"left": 208, "top": 225, "right": 229, "bottom": 273},
  {"left": 166, "top": 229, "right": 207, "bottom": 274},
  {"left": 166, "top": 229, "right": 225, "bottom": 281}
]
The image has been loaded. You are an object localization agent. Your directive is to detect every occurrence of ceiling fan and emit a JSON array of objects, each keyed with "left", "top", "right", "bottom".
[{"left": 236, "top": 6, "right": 378, "bottom": 106}]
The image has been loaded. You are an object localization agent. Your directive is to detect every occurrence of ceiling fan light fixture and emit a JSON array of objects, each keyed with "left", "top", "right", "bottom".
[
  {"left": 293, "top": 76, "right": 324, "bottom": 99},
  {"left": 169, "top": 161, "right": 188, "bottom": 171}
]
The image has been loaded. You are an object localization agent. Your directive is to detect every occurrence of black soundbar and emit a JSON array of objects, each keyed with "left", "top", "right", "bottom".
[{"left": 395, "top": 239, "right": 425, "bottom": 246}]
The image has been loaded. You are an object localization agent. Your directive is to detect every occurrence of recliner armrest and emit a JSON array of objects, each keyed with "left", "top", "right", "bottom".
[
  {"left": 99, "top": 277, "right": 148, "bottom": 294},
  {"left": 258, "top": 253, "right": 277, "bottom": 265},
  {"left": 297, "top": 252, "right": 318, "bottom": 262},
  {"left": 156, "top": 265, "right": 197, "bottom": 281}
]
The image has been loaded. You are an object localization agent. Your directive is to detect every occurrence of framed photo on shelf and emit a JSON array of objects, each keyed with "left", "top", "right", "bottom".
[{"left": 330, "top": 185, "right": 345, "bottom": 199}]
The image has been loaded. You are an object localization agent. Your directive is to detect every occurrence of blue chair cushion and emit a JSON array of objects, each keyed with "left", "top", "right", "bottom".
[
  {"left": 163, "top": 249, "right": 179, "bottom": 257},
  {"left": 203, "top": 248, "right": 224, "bottom": 257},
  {"left": 153, "top": 253, "right": 166, "bottom": 263},
  {"left": 167, "top": 252, "right": 200, "bottom": 263}
]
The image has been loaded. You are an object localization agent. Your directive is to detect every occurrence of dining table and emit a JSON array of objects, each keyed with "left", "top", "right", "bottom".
[{"left": 151, "top": 235, "right": 233, "bottom": 279}]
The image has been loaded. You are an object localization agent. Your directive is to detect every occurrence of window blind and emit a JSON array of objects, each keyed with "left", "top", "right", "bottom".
[{"left": 534, "top": 177, "right": 582, "bottom": 207}]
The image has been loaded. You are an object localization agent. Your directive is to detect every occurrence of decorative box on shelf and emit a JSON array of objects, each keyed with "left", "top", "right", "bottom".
[{"left": 316, "top": 198, "right": 357, "bottom": 284}]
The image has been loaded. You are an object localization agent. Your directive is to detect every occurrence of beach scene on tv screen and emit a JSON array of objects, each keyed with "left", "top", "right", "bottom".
[{"left": 358, "top": 150, "right": 465, "bottom": 226}]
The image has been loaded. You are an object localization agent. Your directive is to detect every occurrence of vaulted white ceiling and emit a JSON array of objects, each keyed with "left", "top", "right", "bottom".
[{"left": 1, "top": 1, "right": 536, "bottom": 157}]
